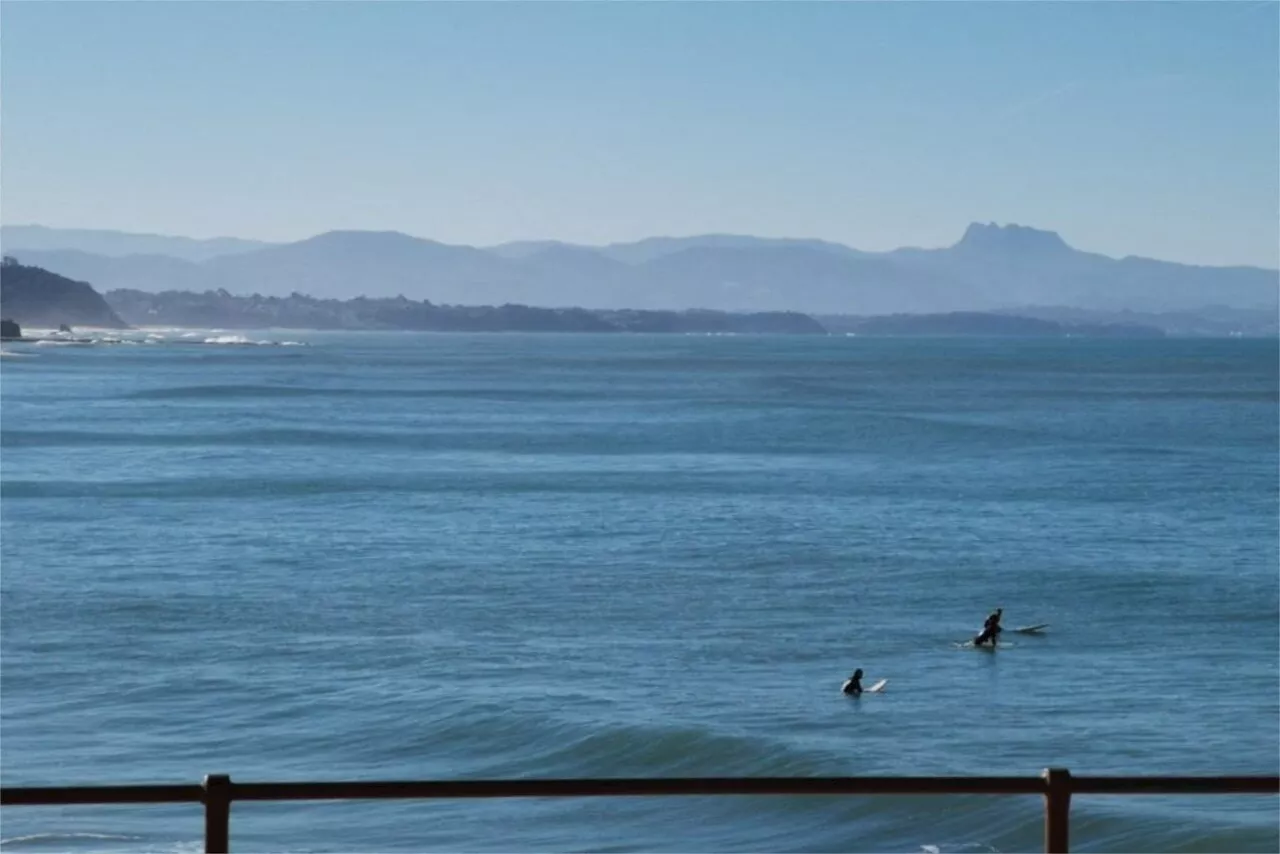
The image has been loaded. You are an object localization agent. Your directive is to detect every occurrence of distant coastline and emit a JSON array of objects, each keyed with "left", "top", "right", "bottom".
[
  {"left": 4, "top": 257, "right": 1275, "bottom": 339},
  {"left": 99, "top": 288, "right": 1198, "bottom": 338}
]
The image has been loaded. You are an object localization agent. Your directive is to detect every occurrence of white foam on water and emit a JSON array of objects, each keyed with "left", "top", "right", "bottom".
[
  {"left": 0, "top": 832, "right": 142, "bottom": 845},
  {"left": 199, "top": 335, "right": 308, "bottom": 347},
  {"left": 12, "top": 330, "right": 305, "bottom": 348}
]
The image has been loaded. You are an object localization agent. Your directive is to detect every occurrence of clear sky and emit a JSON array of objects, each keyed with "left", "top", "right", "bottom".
[{"left": 3, "top": 1, "right": 1277, "bottom": 267}]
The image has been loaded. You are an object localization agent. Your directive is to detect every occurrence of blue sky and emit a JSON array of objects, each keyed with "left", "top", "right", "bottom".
[{"left": 3, "top": 1, "right": 1277, "bottom": 267}]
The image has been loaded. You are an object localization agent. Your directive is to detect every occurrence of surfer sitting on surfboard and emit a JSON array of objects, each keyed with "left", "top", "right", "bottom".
[
  {"left": 973, "top": 608, "right": 1003, "bottom": 647},
  {"left": 842, "top": 669, "right": 864, "bottom": 695}
]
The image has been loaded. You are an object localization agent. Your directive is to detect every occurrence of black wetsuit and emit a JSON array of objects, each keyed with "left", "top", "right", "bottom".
[
  {"left": 842, "top": 677, "right": 863, "bottom": 696},
  {"left": 974, "top": 613, "right": 1002, "bottom": 646}
]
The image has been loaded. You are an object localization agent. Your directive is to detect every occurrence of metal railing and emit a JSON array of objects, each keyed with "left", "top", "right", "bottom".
[{"left": 3, "top": 770, "right": 1276, "bottom": 853}]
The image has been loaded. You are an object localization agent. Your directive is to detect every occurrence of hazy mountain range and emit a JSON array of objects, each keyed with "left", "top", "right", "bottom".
[{"left": 3, "top": 222, "right": 1276, "bottom": 316}]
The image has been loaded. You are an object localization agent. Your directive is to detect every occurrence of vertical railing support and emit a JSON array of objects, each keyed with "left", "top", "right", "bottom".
[
  {"left": 1042, "top": 767, "right": 1072, "bottom": 854},
  {"left": 203, "top": 774, "right": 232, "bottom": 854}
]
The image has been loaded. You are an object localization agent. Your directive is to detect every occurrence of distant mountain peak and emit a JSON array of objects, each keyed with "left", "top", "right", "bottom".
[
  {"left": 955, "top": 222, "right": 1072, "bottom": 254},
  {"left": 304, "top": 229, "right": 430, "bottom": 245}
]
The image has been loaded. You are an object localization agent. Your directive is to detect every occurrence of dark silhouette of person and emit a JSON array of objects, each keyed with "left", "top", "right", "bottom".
[
  {"left": 842, "top": 668, "right": 864, "bottom": 695},
  {"left": 974, "top": 608, "right": 1003, "bottom": 646}
]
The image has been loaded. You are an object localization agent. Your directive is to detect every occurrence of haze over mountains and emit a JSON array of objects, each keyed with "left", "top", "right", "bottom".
[
  {"left": 4, "top": 222, "right": 1276, "bottom": 316},
  {"left": 2, "top": 225, "right": 270, "bottom": 263}
]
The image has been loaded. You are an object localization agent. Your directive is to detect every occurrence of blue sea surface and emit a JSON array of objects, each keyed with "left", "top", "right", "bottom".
[{"left": 2, "top": 331, "right": 1277, "bottom": 853}]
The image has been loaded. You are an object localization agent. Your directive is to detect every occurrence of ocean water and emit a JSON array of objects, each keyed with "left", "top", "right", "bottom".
[{"left": 1, "top": 330, "right": 1276, "bottom": 854}]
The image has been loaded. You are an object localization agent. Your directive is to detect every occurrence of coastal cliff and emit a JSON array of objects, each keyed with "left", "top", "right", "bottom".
[{"left": 0, "top": 257, "right": 128, "bottom": 329}]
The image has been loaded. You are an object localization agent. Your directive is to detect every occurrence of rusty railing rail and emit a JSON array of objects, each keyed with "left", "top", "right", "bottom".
[{"left": 3, "top": 769, "right": 1276, "bottom": 854}]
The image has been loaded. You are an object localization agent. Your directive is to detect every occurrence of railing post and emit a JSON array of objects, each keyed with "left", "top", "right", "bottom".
[
  {"left": 1042, "top": 767, "right": 1072, "bottom": 854},
  {"left": 202, "top": 774, "right": 231, "bottom": 854}
]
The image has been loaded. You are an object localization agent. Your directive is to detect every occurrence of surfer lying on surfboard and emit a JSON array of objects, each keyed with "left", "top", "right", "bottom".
[{"left": 973, "top": 608, "right": 1003, "bottom": 647}]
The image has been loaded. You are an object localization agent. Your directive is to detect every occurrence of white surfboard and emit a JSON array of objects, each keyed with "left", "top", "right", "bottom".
[
  {"left": 1013, "top": 623, "right": 1049, "bottom": 634},
  {"left": 842, "top": 678, "right": 888, "bottom": 694},
  {"left": 955, "top": 640, "right": 1013, "bottom": 650}
]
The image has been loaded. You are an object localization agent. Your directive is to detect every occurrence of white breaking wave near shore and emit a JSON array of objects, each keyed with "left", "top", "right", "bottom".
[
  {"left": 202, "top": 334, "right": 305, "bottom": 346},
  {"left": 8, "top": 329, "right": 309, "bottom": 349}
]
